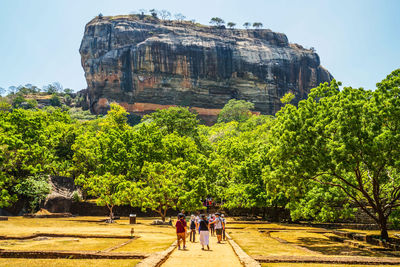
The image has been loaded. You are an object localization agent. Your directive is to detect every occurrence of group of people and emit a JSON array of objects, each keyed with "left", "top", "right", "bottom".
[{"left": 175, "top": 212, "right": 226, "bottom": 250}]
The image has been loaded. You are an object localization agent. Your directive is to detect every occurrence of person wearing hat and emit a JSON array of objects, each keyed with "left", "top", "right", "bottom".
[
  {"left": 175, "top": 213, "right": 187, "bottom": 250},
  {"left": 210, "top": 212, "right": 224, "bottom": 243},
  {"left": 198, "top": 214, "right": 210, "bottom": 250}
]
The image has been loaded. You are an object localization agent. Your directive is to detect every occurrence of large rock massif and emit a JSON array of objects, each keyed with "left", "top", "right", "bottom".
[{"left": 80, "top": 15, "right": 333, "bottom": 122}]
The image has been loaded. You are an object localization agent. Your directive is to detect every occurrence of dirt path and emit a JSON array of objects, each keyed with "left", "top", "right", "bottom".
[{"left": 161, "top": 234, "right": 242, "bottom": 267}]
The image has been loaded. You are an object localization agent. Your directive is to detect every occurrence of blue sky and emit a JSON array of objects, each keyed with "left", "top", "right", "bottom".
[{"left": 0, "top": 0, "right": 399, "bottom": 92}]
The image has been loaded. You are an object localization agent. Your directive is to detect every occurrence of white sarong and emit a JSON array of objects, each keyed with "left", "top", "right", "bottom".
[{"left": 200, "top": 230, "right": 209, "bottom": 246}]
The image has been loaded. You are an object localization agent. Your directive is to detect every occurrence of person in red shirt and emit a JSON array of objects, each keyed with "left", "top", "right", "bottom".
[{"left": 175, "top": 213, "right": 187, "bottom": 250}]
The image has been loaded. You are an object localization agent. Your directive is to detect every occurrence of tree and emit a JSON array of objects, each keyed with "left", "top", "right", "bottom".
[
  {"left": 50, "top": 94, "right": 61, "bottom": 106},
  {"left": 64, "top": 88, "right": 74, "bottom": 95},
  {"left": 14, "top": 175, "right": 50, "bottom": 213},
  {"left": 43, "top": 82, "right": 62, "bottom": 94},
  {"left": 253, "top": 22, "right": 263, "bottom": 29},
  {"left": 72, "top": 104, "right": 138, "bottom": 221},
  {"left": 158, "top": 10, "right": 171, "bottom": 20},
  {"left": 143, "top": 107, "right": 199, "bottom": 138},
  {"left": 227, "top": 22, "right": 236, "bottom": 29},
  {"left": 217, "top": 99, "right": 255, "bottom": 123},
  {"left": 12, "top": 95, "right": 26, "bottom": 108},
  {"left": 210, "top": 17, "right": 225, "bottom": 27},
  {"left": 174, "top": 13, "right": 186, "bottom": 22},
  {"left": 0, "top": 87, "right": 5, "bottom": 96},
  {"left": 149, "top": 9, "right": 158, "bottom": 18},
  {"left": 0, "top": 108, "right": 72, "bottom": 209},
  {"left": 26, "top": 99, "right": 38, "bottom": 109},
  {"left": 8, "top": 86, "right": 17, "bottom": 95},
  {"left": 268, "top": 69, "right": 400, "bottom": 240},
  {"left": 243, "top": 22, "right": 251, "bottom": 29},
  {"left": 76, "top": 173, "right": 125, "bottom": 222},
  {"left": 138, "top": 9, "right": 147, "bottom": 19},
  {"left": 121, "top": 143, "right": 206, "bottom": 221},
  {"left": 206, "top": 116, "right": 278, "bottom": 216}
]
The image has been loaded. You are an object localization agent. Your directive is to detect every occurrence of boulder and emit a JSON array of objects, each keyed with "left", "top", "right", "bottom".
[
  {"left": 79, "top": 16, "right": 333, "bottom": 123},
  {"left": 44, "top": 176, "right": 79, "bottom": 213}
]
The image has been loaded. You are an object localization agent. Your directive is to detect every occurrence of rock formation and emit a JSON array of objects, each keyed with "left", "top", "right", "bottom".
[{"left": 80, "top": 15, "right": 333, "bottom": 122}]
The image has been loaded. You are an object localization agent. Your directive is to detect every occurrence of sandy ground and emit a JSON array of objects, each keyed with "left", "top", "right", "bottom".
[{"left": 161, "top": 233, "right": 242, "bottom": 267}]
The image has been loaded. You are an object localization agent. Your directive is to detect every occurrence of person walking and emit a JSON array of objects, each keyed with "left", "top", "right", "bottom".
[
  {"left": 209, "top": 214, "right": 215, "bottom": 236},
  {"left": 210, "top": 212, "right": 224, "bottom": 243},
  {"left": 199, "top": 214, "right": 210, "bottom": 250},
  {"left": 175, "top": 213, "right": 187, "bottom": 250},
  {"left": 221, "top": 214, "right": 226, "bottom": 241},
  {"left": 189, "top": 214, "right": 198, "bottom": 242}
]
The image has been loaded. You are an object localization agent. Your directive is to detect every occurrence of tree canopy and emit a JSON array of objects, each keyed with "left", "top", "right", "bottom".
[{"left": 2, "top": 68, "right": 400, "bottom": 238}]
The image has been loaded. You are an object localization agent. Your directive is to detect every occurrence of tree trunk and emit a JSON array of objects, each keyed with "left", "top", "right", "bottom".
[
  {"left": 378, "top": 216, "right": 389, "bottom": 241},
  {"left": 107, "top": 204, "right": 114, "bottom": 223},
  {"left": 161, "top": 208, "right": 168, "bottom": 222},
  {"left": 262, "top": 207, "right": 266, "bottom": 220},
  {"left": 273, "top": 204, "right": 279, "bottom": 222}
]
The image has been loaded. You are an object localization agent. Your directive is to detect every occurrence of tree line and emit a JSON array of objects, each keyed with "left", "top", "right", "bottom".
[
  {"left": 1, "top": 69, "right": 400, "bottom": 239},
  {"left": 97, "top": 9, "right": 264, "bottom": 30}
]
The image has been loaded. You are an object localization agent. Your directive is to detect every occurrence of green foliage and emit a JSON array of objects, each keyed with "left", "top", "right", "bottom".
[
  {"left": 14, "top": 175, "right": 51, "bottom": 213},
  {"left": 0, "top": 107, "right": 74, "bottom": 208},
  {"left": 268, "top": 69, "right": 400, "bottom": 239},
  {"left": 0, "top": 98, "right": 11, "bottom": 111},
  {"left": 243, "top": 22, "right": 251, "bottom": 29},
  {"left": 253, "top": 22, "right": 263, "bottom": 29},
  {"left": 227, "top": 22, "right": 236, "bottom": 29},
  {"left": 280, "top": 92, "right": 295, "bottom": 104},
  {"left": 210, "top": 17, "right": 225, "bottom": 27},
  {"left": 12, "top": 95, "right": 26, "bottom": 108},
  {"left": 72, "top": 190, "right": 81, "bottom": 202},
  {"left": 1, "top": 69, "right": 400, "bottom": 233},
  {"left": 217, "top": 99, "right": 255, "bottom": 123},
  {"left": 121, "top": 160, "right": 206, "bottom": 221},
  {"left": 50, "top": 94, "right": 61, "bottom": 106},
  {"left": 68, "top": 108, "right": 97, "bottom": 121},
  {"left": 143, "top": 107, "right": 199, "bottom": 137},
  {"left": 26, "top": 99, "right": 38, "bottom": 109},
  {"left": 206, "top": 115, "right": 278, "bottom": 211},
  {"left": 149, "top": 9, "right": 158, "bottom": 18}
]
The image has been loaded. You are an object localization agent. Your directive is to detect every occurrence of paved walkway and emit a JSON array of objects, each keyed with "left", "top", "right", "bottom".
[{"left": 161, "top": 234, "right": 242, "bottom": 267}]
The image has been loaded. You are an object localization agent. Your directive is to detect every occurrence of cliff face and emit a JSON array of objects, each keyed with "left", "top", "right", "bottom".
[{"left": 80, "top": 16, "right": 332, "bottom": 120}]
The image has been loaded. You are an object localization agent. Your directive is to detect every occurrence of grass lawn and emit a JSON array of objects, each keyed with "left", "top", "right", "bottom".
[
  {"left": 0, "top": 216, "right": 175, "bottom": 262},
  {"left": 227, "top": 221, "right": 384, "bottom": 258},
  {"left": 0, "top": 259, "right": 140, "bottom": 267}
]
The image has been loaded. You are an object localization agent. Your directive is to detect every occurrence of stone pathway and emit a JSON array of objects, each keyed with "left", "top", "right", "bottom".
[{"left": 161, "top": 234, "right": 242, "bottom": 267}]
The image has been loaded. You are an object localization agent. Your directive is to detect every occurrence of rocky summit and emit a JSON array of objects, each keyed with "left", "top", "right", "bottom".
[{"left": 80, "top": 15, "right": 333, "bottom": 122}]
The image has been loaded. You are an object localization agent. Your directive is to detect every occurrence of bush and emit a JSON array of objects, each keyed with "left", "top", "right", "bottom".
[
  {"left": 72, "top": 190, "right": 82, "bottom": 202},
  {"left": 50, "top": 94, "right": 61, "bottom": 106},
  {"left": 14, "top": 175, "right": 51, "bottom": 213}
]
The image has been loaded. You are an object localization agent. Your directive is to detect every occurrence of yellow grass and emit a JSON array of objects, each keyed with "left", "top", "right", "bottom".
[
  {"left": 227, "top": 221, "right": 385, "bottom": 257},
  {"left": 0, "top": 259, "right": 140, "bottom": 267},
  {"left": 0, "top": 217, "right": 175, "bottom": 253},
  {"left": 270, "top": 231, "right": 380, "bottom": 257},
  {"left": 228, "top": 229, "right": 312, "bottom": 256},
  {"left": 0, "top": 237, "right": 124, "bottom": 251}
]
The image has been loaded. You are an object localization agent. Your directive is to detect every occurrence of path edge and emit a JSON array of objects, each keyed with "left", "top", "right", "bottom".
[
  {"left": 135, "top": 240, "right": 177, "bottom": 267},
  {"left": 226, "top": 233, "right": 261, "bottom": 267}
]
